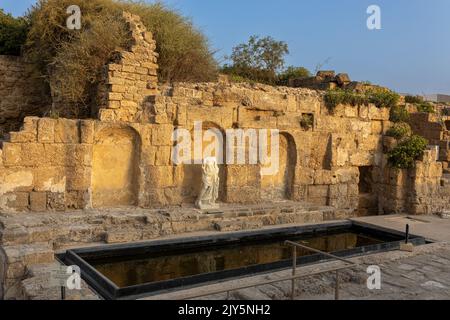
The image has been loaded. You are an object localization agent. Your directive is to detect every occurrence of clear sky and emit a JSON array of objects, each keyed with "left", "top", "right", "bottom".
[{"left": 2, "top": 0, "right": 450, "bottom": 95}]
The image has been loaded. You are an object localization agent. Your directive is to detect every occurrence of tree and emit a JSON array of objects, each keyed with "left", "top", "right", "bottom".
[
  {"left": 0, "top": 9, "right": 29, "bottom": 55},
  {"left": 223, "top": 35, "right": 289, "bottom": 84},
  {"left": 277, "top": 66, "right": 311, "bottom": 85}
]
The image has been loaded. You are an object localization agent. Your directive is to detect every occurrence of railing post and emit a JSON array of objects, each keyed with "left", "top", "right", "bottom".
[
  {"left": 291, "top": 246, "right": 297, "bottom": 300},
  {"left": 335, "top": 270, "right": 339, "bottom": 300}
]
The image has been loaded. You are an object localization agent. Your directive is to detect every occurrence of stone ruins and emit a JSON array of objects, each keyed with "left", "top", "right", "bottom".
[{"left": 0, "top": 12, "right": 449, "bottom": 299}]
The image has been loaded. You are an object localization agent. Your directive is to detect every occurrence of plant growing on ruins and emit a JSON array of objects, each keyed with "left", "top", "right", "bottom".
[
  {"left": 22, "top": 0, "right": 218, "bottom": 118},
  {"left": 405, "top": 95, "right": 424, "bottom": 104},
  {"left": 0, "top": 9, "right": 29, "bottom": 55},
  {"left": 416, "top": 102, "right": 435, "bottom": 113},
  {"left": 389, "top": 105, "right": 410, "bottom": 123},
  {"left": 367, "top": 89, "right": 400, "bottom": 109},
  {"left": 388, "top": 135, "right": 428, "bottom": 169},
  {"left": 300, "top": 114, "right": 314, "bottom": 130},
  {"left": 324, "top": 88, "right": 369, "bottom": 111},
  {"left": 222, "top": 35, "right": 289, "bottom": 84},
  {"left": 277, "top": 66, "right": 311, "bottom": 86},
  {"left": 386, "top": 122, "right": 412, "bottom": 140}
]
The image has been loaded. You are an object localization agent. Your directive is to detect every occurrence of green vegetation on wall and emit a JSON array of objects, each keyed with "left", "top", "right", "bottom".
[
  {"left": 389, "top": 105, "right": 410, "bottom": 123},
  {"left": 388, "top": 135, "right": 428, "bottom": 169},
  {"left": 324, "top": 88, "right": 400, "bottom": 111},
  {"left": 386, "top": 122, "right": 412, "bottom": 140}
]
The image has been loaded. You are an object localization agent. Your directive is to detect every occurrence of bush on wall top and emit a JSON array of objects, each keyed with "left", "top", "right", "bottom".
[
  {"left": 387, "top": 135, "right": 428, "bottom": 169},
  {"left": 0, "top": 9, "right": 29, "bottom": 55},
  {"left": 10, "top": 0, "right": 218, "bottom": 118}
]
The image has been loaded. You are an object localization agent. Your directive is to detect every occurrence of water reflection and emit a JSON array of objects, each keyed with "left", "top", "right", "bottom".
[{"left": 90, "top": 232, "right": 381, "bottom": 287}]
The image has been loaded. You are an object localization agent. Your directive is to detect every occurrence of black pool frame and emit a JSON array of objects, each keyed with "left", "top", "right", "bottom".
[{"left": 58, "top": 221, "right": 426, "bottom": 300}]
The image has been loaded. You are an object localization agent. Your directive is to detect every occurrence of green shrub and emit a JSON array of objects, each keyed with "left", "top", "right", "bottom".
[
  {"left": 367, "top": 89, "right": 400, "bottom": 109},
  {"left": 443, "top": 108, "right": 450, "bottom": 116},
  {"left": 390, "top": 105, "right": 410, "bottom": 123},
  {"left": 0, "top": 9, "right": 29, "bottom": 55},
  {"left": 388, "top": 135, "right": 428, "bottom": 169},
  {"left": 23, "top": 0, "right": 218, "bottom": 117},
  {"left": 300, "top": 114, "right": 314, "bottom": 130},
  {"left": 386, "top": 122, "right": 412, "bottom": 140},
  {"left": 277, "top": 66, "right": 311, "bottom": 86},
  {"left": 405, "top": 95, "right": 423, "bottom": 104},
  {"left": 416, "top": 102, "right": 435, "bottom": 113},
  {"left": 324, "top": 89, "right": 369, "bottom": 111},
  {"left": 324, "top": 88, "right": 399, "bottom": 111}
]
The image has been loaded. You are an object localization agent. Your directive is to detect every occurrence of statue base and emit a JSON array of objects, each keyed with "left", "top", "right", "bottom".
[{"left": 196, "top": 202, "right": 220, "bottom": 211}]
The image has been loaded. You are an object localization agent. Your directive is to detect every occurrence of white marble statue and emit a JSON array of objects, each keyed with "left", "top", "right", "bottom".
[{"left": 196, "top": 157, "right": 220, "bottom": 210}]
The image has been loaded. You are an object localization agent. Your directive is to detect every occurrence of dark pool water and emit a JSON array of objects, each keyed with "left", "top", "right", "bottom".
[{"left": 88, "top": 232, "right": 383, "bottom": 287}]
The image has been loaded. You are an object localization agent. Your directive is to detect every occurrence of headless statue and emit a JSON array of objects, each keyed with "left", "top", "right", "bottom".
[{"left": 196, "top": 157, "right": 220, "bottom": 210}]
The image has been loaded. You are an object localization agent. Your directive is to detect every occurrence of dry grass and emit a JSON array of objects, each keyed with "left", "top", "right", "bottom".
[{"left": 23, "top": 0, "right": 217, "bottom": 118}]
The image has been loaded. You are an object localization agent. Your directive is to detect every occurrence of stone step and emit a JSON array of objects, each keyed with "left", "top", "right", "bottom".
[
  {"left": 2, "top": 243, "right": 55, "bottom": 299},
  {"left": 21, "top": 263, "right": 99, "bottom": 300}
]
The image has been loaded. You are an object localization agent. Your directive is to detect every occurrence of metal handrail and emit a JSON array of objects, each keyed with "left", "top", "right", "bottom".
[
  {"left": 284, "top": 240, "right": 357, "bottom": 300},
  {"left": 284, "top": 240, "right": 356, "bottom": 265},
  {"left": 175, "top": 242, "right": 357, "bottom": 301}
]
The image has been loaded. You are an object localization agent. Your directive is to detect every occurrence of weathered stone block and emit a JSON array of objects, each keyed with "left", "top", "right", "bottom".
[
  {"left": 80, "top": 120, "right": 94, "bottom": 144},
  {"left": 37, "top": 118, "right": 55, "bottom": 143},
  {"left": 308, "top": 185, "right": 329, "bottom": 198},
  {"left": 152, "top": 124, "right": 174, "bottom": 146},
  {"left": 9, "top": 131, "right": 36, "bottom": 143},
  {"left": 54, "top": 119, "right": 79, "bottom": 144},
  {"left": 5, "top": 192, "right": 29, "bottom": 210},
  {"left": 30, "top": 192, "right": 47, "bottom": 212},
  {"left": 156, "top": 146, "right": 171, "bottom": 166}
]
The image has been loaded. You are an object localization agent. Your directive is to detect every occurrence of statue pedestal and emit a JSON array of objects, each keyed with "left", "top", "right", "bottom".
[{"left": 197, "top": 202, "right": 220, "bottom": 211}]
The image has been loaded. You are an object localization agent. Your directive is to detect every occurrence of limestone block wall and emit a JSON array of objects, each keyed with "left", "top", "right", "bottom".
[
  {"left": 409, "top": 112, "right": 449, "bottom": 173},
  {"left": 378, "top": 149, "right": 448, "bottom": 215},
  {"left": 0, "top": 56, "right": 49, "bottom": 138},
  {"left": 148, "top": 82, "right": 390, "bottom": 211},
  {"left": 96, "top": 12, "right": 159, "bottom": 123},
  {"left": 1, "top": 10, "right": 447, "bottom": 214}
]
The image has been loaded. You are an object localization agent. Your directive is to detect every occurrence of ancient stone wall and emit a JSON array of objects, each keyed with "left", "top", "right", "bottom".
[
  {"left": 0, "top": 56, "right": 49, "bottom": 138},
  {"left": 0, "top": 11, "right": 448, "bottom": 215},
  {"left": 378, "top": 149, "right": 449, "bottom": 215},
  {"left": 96, "top": 12, "right": 159, "bottom": 123},
  {"left": 409, "top": 112, "right": 450, "bottom": 173}
]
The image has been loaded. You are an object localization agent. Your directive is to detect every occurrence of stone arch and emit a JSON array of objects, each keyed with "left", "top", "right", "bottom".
[
  {"left": 92, "top": 126, "right": 141, "bottom": 208},
  {"left": 261, "top": 132, "right": 297, "bottom": 200},
  {"left": 181, "top": 121, "right": 227, "bottom": 203}
]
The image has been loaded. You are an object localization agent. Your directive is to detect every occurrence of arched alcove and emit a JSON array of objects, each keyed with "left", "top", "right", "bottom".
[
  {"left": 261, "top": 132, "right": 297, "bottom": 200},
  {"left": 92, "top": 126, "right": 141, "bottom": 207},
  {"left": 181, "top": 122, "right": 227, "bottom": 203}
]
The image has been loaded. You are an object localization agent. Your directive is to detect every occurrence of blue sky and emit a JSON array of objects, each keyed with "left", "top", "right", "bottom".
[{"left": 2, "top": 0, "right": 450, "bottom": 94}]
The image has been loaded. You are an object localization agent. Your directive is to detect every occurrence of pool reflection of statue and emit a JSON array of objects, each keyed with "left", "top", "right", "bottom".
[{"left": 196, "top": 157, "right": 220, "bottom": 210}]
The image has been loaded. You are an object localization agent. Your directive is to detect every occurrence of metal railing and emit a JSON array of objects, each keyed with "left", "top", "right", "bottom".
[
  {"left": 284, "top": 240, "right": 357, "bottom": 300},
  {"left": 179, "top": 241, "right": 358, "bottom": 301}
]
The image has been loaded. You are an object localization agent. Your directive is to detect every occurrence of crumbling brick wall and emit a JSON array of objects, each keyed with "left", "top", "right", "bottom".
[
  {"left": 97, "top": 12, "right": 159, "bottom": 123},
  {"left": 0, "top": 56, "right": 49, "bottom": 138}
]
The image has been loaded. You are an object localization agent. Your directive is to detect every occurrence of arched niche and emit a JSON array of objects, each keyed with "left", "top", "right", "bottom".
[
  {"left": 261, "top": 132, "right": 297, "bottom": 200},
  {"left": 92, "top": 126, "right": 141, "bottom": 207}
]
